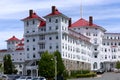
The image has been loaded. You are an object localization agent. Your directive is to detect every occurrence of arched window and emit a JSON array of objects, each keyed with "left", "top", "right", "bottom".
[{"left": 93, "top": 62, "right": 97, "bottom": 69}]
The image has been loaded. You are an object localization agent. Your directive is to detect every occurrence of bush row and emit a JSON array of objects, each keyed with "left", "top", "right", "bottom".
[{"left": 76, "top": 72, "right": 96, "bottom": 78}]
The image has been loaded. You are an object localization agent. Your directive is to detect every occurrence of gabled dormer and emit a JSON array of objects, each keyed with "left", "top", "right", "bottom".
[
  {"left": 21, "top": 10, "right": 45, "bottom": 34},
  {"left": 44, "top": 6, "right": 70, "bottom": 32},
  {"left": 6, "top": 36, "right": 20, "bottom": 51}
]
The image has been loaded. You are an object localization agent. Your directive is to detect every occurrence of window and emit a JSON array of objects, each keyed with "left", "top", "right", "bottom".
[
  {"left": 56, "top": 45, "right": 58, "bottom": 49},
  {"left": 33, "top": 47, "right": 35, "bottom": 51},
  {"left": 39, "top": 43, "right": 45, "bottom": 49},
  {"left": 49, "top": 18, "right": 51, "bottom": 22},
  {"left": 56, "top": 26, "right": 58, "bottom": 30},
  {"left": 93, "top": 62, "right": 97, "bottom": 69},
  {"left": 27, "top": 48, "right": 29, "bottom": 51},
  {"left": 27, "top": 31, "right": 29, "bottom": 33},
  {"left": 49, "top": 26, "right": 51, "bottom": 30},
  {"left": 27, "top": 40, "right": 29, "bottom": 42},
  {"left": 49, "top": 46, "right": 52, "bottom": 49},
  {"left": 33, "top": 54, "right": 36, "bottom": 58},
  {"left": 94, "top": 54, "right": 97, "bottom": 58},
  {"left": 33, "top": 20, "right": 35, "bottom": 24},
  {"left": 55, "top": 19, "right": 58, "bottom": 23},
  {"left": 39, "top": 35, "right": 45, "bottom": 40},
  {"left": 27, "top": 21, "right": 29, "bottom": 26},
  {"left": 20, "top": 53, "right": 22, "bottom": 55},
  {"left": 33, "top": 38, "right": 35, "bottom": 42},
  {"left": 56, "top": 36, "right": 58, "bottom": 39},
  {"left": 49, "top": 37, "right": 52, "bottom": 40},
  {"left": 32, "top": 30, "right": 35, "bottom": 32}
]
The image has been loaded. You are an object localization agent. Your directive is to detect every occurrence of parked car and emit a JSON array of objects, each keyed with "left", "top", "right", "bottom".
[
  {"left": 0, "top": 74, "right": 9, "bottom": 80},
  {"left": 32, "top": 77, "right": 46, "bottom": 80},
  {"left": 96, "top": 69, "right": 105, "bottom": 74},
  {"left": 16, "top": 76, "right": 33, "bottom": 80},
  {"left": 113, "top": 68, "right": 120, "bottom": 73},
  {"left": 7, "top": 75, "right": 21, "bottom": 80}
]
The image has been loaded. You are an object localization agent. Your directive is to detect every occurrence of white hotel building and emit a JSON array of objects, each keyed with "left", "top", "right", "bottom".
[{"left": 0, "top": 6, "right": 120, "bottom": 76}]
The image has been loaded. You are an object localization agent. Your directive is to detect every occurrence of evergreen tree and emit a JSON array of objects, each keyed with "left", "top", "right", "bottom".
[
  {"left": 53, "top": 50, "right": 65, "bottom": 76},
  {"left": 3, "top": 54, "right": 16, "bottom": 74},
  {"left": 38, "top": 51, "right": 55, "bottom": 79},
  {"left": 116, "top": 61, "right": 120, "bottom": 69}
]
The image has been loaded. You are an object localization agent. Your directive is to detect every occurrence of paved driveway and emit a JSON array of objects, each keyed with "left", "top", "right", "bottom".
[{"left": 68, "top": 72, "right": 120, "bottom": 80}]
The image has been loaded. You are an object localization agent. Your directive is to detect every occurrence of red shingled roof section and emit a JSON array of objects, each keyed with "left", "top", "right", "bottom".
[
  {"left": 0, "top": 49, "right": 7, "bottom": 52},
  {"left": 7, "top": 36, "right": 20, "bottom": 41},
  {"left": 45, "top": 9, "right": 61, "bottom": 17},
  {"left": 39, "top": 21, "right": 46, "bottom": 27},
  {"left": 22, "top": 12, "right": 44, "bottom": 21},
  {"left": 70, "top": 18, "right": 98, "bottom": 28},
  {"left": 16, "top": 48, "right": 24, "bottom": 51},
  {"left": 21, "top": 38, "right": 24, "bottom": 41},
  {"left": 17, "top": 43, "right": 24, "bottom": 46}
]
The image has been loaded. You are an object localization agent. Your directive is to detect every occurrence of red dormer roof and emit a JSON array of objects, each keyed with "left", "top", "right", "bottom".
[
  {"left": 17, "top": 42, "right": 24, "bottom": 46},
  {"left": 44, "top": 6, "right": 69, "bottom": 19},
  {"left": 69, "top": 17, "right": 106, "bottom": 32},
  {"left": 16, "top": 48, "right": 24, "bottom": 51},
  {"left": 0, "top": 49, "right": 7, "bottom": 52},
  {"left": 39, "top": 21, "right": 46, "bottom": 27},
  {"left": 21, "top": 38, "right": 24, "bottom": 41},
  {"left": 45, "top": 9, "right": 61, "bottom": 17},
  {"left": 21, "top": 10, "right": 44, "bottom": 21},
  {"left": 70, "top": 18, "right": 98, "bottom": 27},
  {"left": 7, "top": 36, "right": 20, "bottom": 42}
]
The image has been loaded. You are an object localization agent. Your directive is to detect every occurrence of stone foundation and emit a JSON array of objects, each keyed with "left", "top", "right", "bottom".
[{"left": 63, "top": 59, "right": 91, "bottom": 71}]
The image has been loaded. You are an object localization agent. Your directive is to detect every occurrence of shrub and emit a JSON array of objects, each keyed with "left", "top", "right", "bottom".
[{"left": 76, "top": 72, "right": 96, "bottom": 78}]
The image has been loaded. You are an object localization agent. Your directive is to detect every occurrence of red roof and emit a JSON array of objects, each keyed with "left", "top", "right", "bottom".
[
  {"left": 0, "top": 49, "right": 7, "bottom": 52},
  {"left": 39, "top": 21, "right": 46, "bottom": 27},
  {"left": 7, "top": 36, "right": 20, "bottom": 42},
  {"left": 17, "top": 43, "right": 24, "bottom": 46},
  {"left": 16, "top": 48, "right": 24, "bottom": 51},
  {"left": 22, "top": 12, "right": 44, "bottom": 21},
  {"left": 21, "top": 38, "right": 24, "bottom": 41},
  {"left": 46, "top": 9, "right": 61, "bottom": 17},
  {"left": 69, "top": 18, "right": 106, "bottom": 32},
  {"left": 70, "top": 18, "right": 98, "bottom": 28}
]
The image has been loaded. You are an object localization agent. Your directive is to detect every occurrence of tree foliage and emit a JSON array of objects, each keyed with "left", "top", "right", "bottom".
[
  {"left": 38, "top": 51, "right": 55, "bottom": 79},
  {"left": 53, "top": 50, "right": 65, "bottom": 76},
  {"left": 116, "top": 61, "right": 120, "bottom": 69},
  {"left": 3, "top": 54, "right": 17, "bottom": 74}
]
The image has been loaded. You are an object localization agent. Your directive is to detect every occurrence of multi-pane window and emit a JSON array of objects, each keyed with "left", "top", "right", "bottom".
[
  {"left": 39, "top": 43, "right": 45, "bottom": 49},
  {"left": 39, "top": 35, "right": 45, "bottom": 40}
]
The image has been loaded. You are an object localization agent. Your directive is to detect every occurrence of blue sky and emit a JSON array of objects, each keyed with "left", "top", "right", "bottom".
[{"left": 0, "top": 0, "right": 120, "bottom": 49}]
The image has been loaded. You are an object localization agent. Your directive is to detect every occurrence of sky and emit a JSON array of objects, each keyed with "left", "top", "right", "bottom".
[{"left": 0, "top": 0, "right": 120, "bottom": 49}]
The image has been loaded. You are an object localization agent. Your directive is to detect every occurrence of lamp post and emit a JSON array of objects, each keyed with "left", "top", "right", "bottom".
[{"left": 54, "top": 56, "right": 57, "bottom": 80}]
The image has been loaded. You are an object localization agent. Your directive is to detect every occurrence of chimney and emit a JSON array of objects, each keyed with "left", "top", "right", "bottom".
[
  {"left": 89, "top": 16, "right": 93, "bottom": 26},
  {"left": 29, "top": 9, "right": 33, "bottom": 17},
  {"left": 52, "top": 6, "right": 56, "bottom": 14},
  {"left": 69, "top": 18, "right": 72, "bottom": 27}
]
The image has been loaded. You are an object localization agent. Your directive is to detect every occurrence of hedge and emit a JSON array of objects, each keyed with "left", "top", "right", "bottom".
[{"left": 76, "top": 72, "right": 96, "bottom": 78}]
